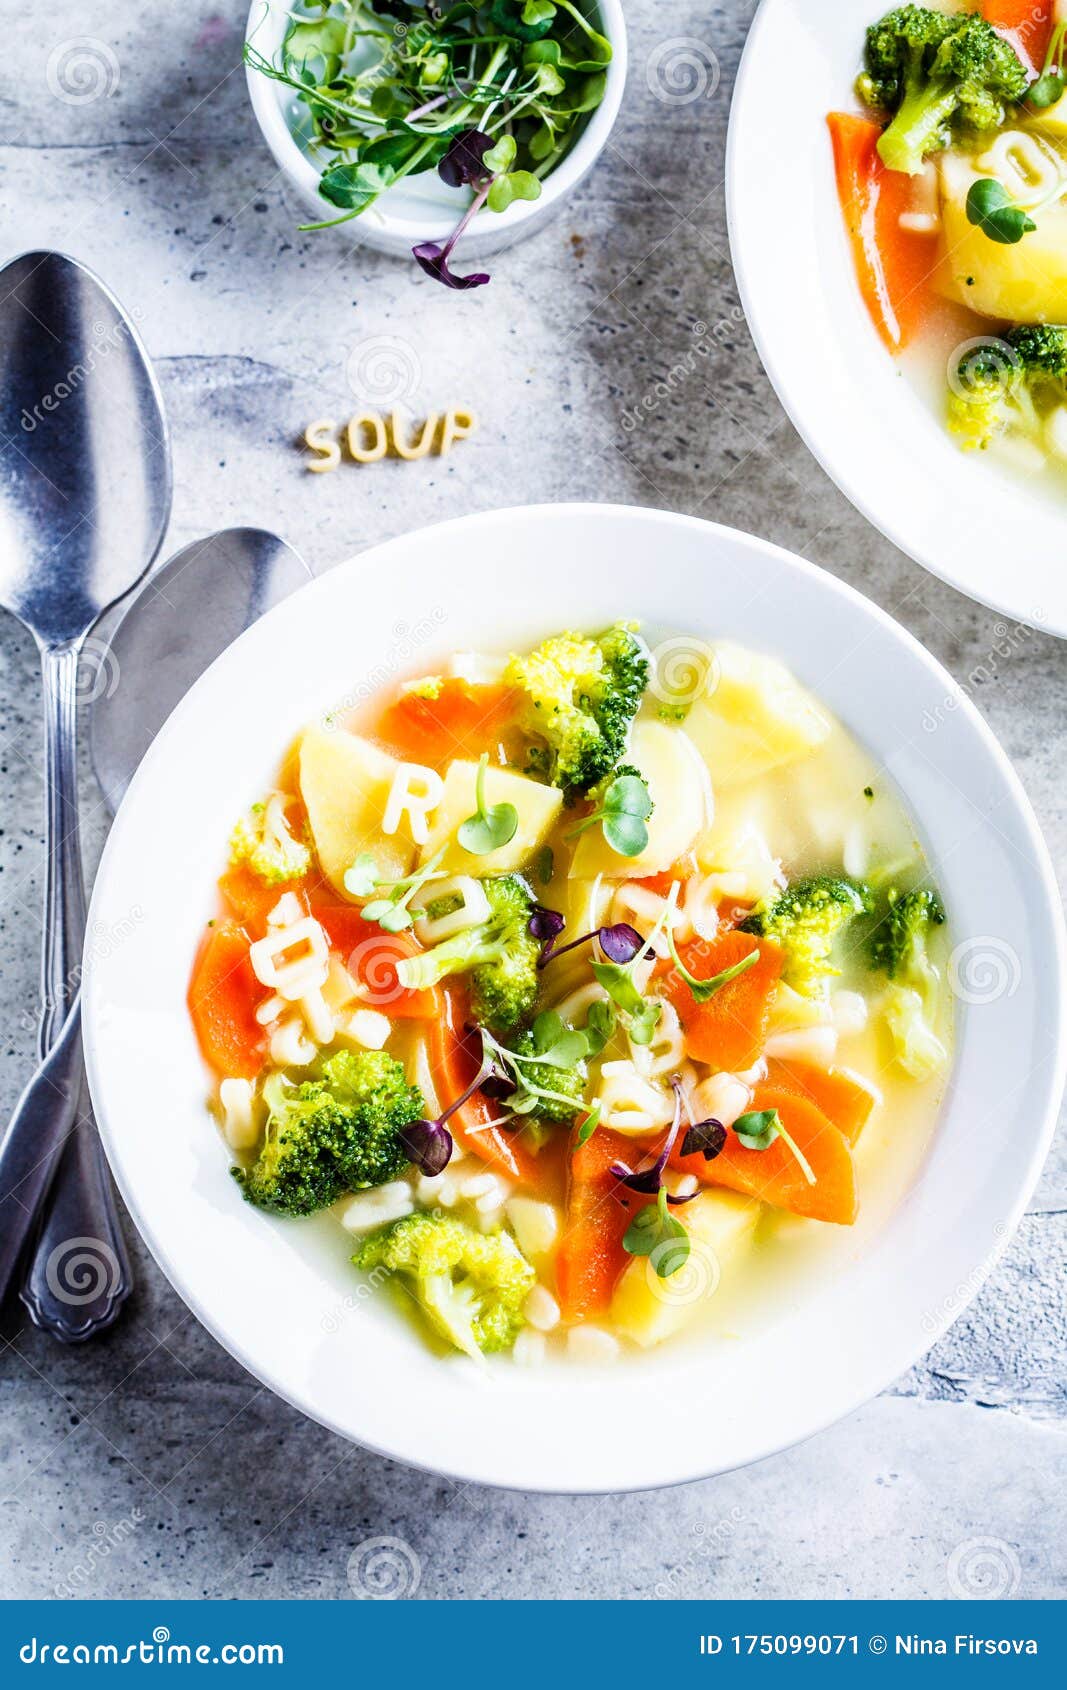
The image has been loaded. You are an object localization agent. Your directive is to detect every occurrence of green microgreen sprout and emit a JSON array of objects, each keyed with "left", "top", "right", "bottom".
[
  {"left": 575, "top": 1102, "right": 601, "bottom": 1146},
  {"left": 458, "top": 753, "right": 519, "bottom": 855},
  {"left": 664, "top": 927, "right": 760, "bottom": 1004},
  {"left": 622, "top": 1186, "right": 690, "bottom": 1279},
  {"left": 733, "top": 1108, "right": 816, "bottom": 1187},
  {"left": 349, "top": 846, "right": 448, "bottom": 933},
  {"left": 965, "top": 176, "right": 1038, "bottom": 245},
  {"left": 567, "top": 771, "right": 654, "bottom": 859},
  {"left": 1028, "top": 19, "right": 1067, "bottom": 108}
]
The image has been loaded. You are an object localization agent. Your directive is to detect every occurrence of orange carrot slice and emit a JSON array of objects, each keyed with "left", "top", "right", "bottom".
[
  {"left": 427, "top": 989, "right": 542, "bottom": 1187},
  {"left": 188, "top": 921, "right": 265, "bottom": 1079},
  {"left": 827, "top": 111, "right": 937, "bottom": 352},
  {"left": 556, "top": 1127, "right": 636, "bottom": 1321},
  {"left": 672, "top": 1083, "right": 857, "bottom": 1225},
  {"left": 981, "top": 1, "right": 1051, "bottom": 71},
  {"left": 766, "top": 1059, "right": 879, "bottom": 1146},
  {"left": 658, "top": 931, "right": 783, "bottom": 1071},
  {"left": 376, "top": 679, "right": 519, "bottom": 765},
  {"left": 314, "top": 907, "right": 440, "bottom": 1021}
]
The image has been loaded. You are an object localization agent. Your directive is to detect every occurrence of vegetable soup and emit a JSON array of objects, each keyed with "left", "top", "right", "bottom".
[{"left": 188, "top": 625, "right": 952, "bottom": 1363}]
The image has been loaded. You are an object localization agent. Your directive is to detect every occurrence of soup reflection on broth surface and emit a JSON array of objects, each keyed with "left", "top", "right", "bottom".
[{"left": 188, "top": 625, "right": 951, "bottom": 1363}]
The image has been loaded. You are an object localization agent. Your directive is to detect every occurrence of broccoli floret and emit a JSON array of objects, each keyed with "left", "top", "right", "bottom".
[
  {"left": 858, "top": 7, "right": 1029, "bottom": 175},
  {"left": 233, "top": 1050, "right": 423, "bottom": 1215},
  {"left": 869, "top": 886, "right": 948, "bottom": 1080},
  {"left": 1009, "top": 323, "right": 1067, "bottom": 382},
  {"left": 397, "top": 875, "right": 540, "bottom": 1036},
  {"left": 505, "top": 622, "right": 650, "bottom": 796},
  {"left": 230, "top": 792, "right": 310, "bottom": 884},
  {"left": 948, "top": 328, "right": 1066, "bottom": 452},
  {"left": 512, "top": 1028, "right": 587, "bottom": 1124},
  {"left": 352, "top": 1212, "right": 536, "bottom": 1356},
  {"left": 741, "top": 875, "right": 873, "bottom": 998}
]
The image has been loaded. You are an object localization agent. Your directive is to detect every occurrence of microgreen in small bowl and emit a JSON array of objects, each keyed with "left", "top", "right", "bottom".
[{"left": 244, "top": 0, "right": 626, "bottom": 282}]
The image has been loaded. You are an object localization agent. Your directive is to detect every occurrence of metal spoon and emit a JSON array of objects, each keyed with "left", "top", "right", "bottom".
[
  {"left": 17, "top": 528, "right": 312, "bottom": 1335},
  {"left": 0, "top": 250, "right": 172, "bottom": 1329}
]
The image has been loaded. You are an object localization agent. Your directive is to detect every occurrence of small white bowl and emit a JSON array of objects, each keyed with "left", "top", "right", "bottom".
[
  {"left": 245, "top": 0, "right": 627, "bottom": 259},
  {"left": 82, "top": 505, "right": 1065, "bottom": 1494},
  {"left": 728, "top": 0, "right": 1067, "bottom": 639}
]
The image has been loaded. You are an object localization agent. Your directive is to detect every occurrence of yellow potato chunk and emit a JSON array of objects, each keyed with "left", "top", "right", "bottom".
[
  {"left": 570, "top": 720, "right": 712, "bottom": 879},
  {"left": 610, "top": 1190, "right": 760, "bottom": 1349},
  {"left": 298, "top": 724, "right": 416, "bottom": 896},
  {"left": 683, "top": 643, "right": 829, "bottom": 788},
  {"left": 418, "top": 760, "right": 563, "bottom": 875},
  {"left": 938, "top": 150, "right": 1067, "bottom": 323}
]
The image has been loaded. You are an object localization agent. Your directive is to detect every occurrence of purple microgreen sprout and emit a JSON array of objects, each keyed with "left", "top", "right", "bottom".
[
  {"left": 733, "top": 1108, "right": 817, "bottom": 1186},
  {"left": 680, "top": 1116, "right": 727, "bottom": 1163},
  {"left": 398, "top": 1118, "right": 454, "bottom": 1179},
  {"left": 591, "top": 882, "right": 680, "bottom": 1047},
  {"left": 528, "top": 905, "right": 565, "bottom": 958},
  {"left": 665, "top": 925, "right": 760, "bottom": 1004},
  {"left": 414, "top": 127, "right": 541, "bottom": 290},
  {"left": 536, "top": 920, "right": 645, "bottom": 971}
]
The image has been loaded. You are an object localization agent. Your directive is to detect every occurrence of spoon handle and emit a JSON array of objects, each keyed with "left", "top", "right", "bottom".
[
  {"left": 37, "top": 644, "right": 87, "bottom": 1054},
  {"left": 0, "top": 1003, "right": 84, "bottom": 1304},
  {"left": 18, "top": 645, "right": 132, "bottom": 1338}
]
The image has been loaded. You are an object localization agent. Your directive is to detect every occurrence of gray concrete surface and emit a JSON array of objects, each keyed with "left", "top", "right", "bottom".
[{"left": 0, "top": 0, "right": 1064, "bottom": 1601}]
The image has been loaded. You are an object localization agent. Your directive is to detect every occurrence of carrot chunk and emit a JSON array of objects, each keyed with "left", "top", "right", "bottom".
[
  {"left": 188, "top": 921, "right": 265, "bottom": 1079},
  {"left": 376, "top": 679, "right": 518, "bottom": 765},
  {"left": 314, "top": 907, "right": 440, "bottom": 1021},
  {"left": 556, "top": 1127, "right": 636, "bottom": 1321},
  {"left": 827, "top": 111, "right": 936, "bottom": 352},
  {"left": 766, "top": 1059, "right": 879, "bottom": 1145},
  {"left": 672, "top": 1083, "right": 857, "bottom": 1225},
  {"left": 658, "top": 931, "right": 783, "bottom": 1071},
  {"left": 427, "top": 989, "right": 542, "bottom": 1187}
]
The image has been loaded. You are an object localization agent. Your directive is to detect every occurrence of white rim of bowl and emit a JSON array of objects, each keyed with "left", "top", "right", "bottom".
[
  {"left": 82, "top": 504, "right": 1067, "bottom": 1493},
  {"left": 244, "top": 0, "right": 628, "bottom": 242},
  {"left": 725, "top": 2, "right": 1067, "bottom": 639}
]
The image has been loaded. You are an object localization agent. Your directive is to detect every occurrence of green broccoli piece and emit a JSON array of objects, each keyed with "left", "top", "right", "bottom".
[
  {"left": 233, "top": 1050, "right": 423, "bottom": 1216},
  {"left": 869, "top": 885, "right": 948, "bottom": 1080},
  {"left": 397, "top": 875, "right": 540, "bottom": 1037},
  {"left": 741, "top": 875, "right": 873, "bottom": 998},
  {"left": 948, "top": 327, "right": 1066, "bottom": 452},
  {"left": 505, "top": 622, "right": 650, "bottom": 796},
  {"left": 352, "top": 1212, "right": 536, "bottom": 1356},
  {"left": 858, "top": 7, "right": 1029, "bottom": 175},
  {"left": 229, "top": 792, "right": 310, "bottom": 884}
]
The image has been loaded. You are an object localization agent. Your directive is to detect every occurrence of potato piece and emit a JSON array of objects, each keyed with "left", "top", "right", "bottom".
[
  {"left": 683, "top": 643, "right": 829, "bottom": 787},
  {"left": 570, "top": 720, "right": 712, "bottom": 880},
  {"left": 610, "top": 1190, "right": 760, "bottom": 1349},
  {"left": 298, "top": 724, "right": 416, "bottom": 896},
  {"left": 418, "top": 760, "right": 563, "bottom": 874},
  {"left": 938, "top": 150, "right": 1067, "bottom": 323}
]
